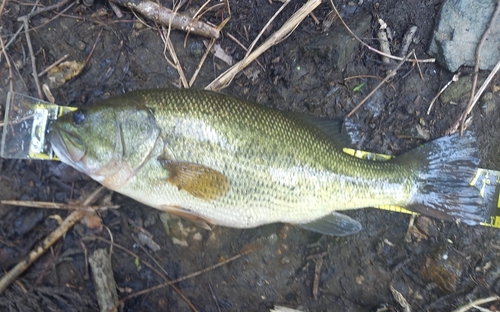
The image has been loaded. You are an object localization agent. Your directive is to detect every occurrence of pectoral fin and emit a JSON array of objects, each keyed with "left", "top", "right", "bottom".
[
  {"left": 296, "top": 212, "right": 362, "bottom": 236},
  {"left": 159, "top": 160, "right": 230, "bottom": 200}
]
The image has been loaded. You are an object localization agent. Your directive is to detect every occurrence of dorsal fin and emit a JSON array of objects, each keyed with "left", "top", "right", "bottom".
[{"left": 284, "top": 112, "right": 352, "bottom": 148}]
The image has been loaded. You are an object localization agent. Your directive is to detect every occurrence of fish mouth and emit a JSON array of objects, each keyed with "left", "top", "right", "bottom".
[{"left": 49, "top": 123, "right": 87, "bottom": 164}]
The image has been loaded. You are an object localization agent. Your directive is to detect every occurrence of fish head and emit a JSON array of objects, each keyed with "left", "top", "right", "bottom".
[{"left": 50, "top": 98, "right": 160, "bottom": 187}]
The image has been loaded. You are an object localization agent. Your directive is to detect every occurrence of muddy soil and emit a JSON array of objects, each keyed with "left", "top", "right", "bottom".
[{"left": 1, "top": 0, "right": 500, "bottom": 311}]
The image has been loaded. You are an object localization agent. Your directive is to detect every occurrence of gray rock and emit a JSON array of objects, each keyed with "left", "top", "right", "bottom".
[{"left": 428, "top": 0, "right": 500, "bottom": 72}]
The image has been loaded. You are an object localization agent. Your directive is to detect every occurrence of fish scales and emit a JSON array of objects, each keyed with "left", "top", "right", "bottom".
[{"left": 124, "top": 89, "right": 412, "bottom": 227}]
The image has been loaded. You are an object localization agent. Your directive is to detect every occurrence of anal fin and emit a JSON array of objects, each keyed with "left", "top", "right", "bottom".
[{"left": 296, "top": 212, "right": 362, "bottom": 236}]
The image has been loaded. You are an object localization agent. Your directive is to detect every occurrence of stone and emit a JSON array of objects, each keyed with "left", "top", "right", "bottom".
[{"left": 428, "top": 0, "right": 500, "bottom": 72}]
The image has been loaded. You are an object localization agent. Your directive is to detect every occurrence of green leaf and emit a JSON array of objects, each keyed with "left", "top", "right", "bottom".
[{"left": 353, "top": 83, "right": 365, "bottom": 92}]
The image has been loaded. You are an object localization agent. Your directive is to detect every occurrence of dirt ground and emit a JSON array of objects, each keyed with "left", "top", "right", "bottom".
[{"left": 1, "top": 0, "right": 500, "bottom": 311}]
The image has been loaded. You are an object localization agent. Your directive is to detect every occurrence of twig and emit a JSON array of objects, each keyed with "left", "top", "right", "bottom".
[
  {"left": 20, "top": 16, "right": 43, "bottom": 99},
  {"left": 206, "top": 0, "right": 293, "bottom": 90},
  {"left": 329, "top": 1, "right": 434, "bottom": 64},
  {"left": 312, "top": 256, "right": 324, "bottom": 300},
  {"left": 5, "top": 2, "right": 75, "bottom": 56},
  {"left": 400, "top": 26, "right": 418, "bottom": 58},
  {"left": 160, "top": 26, "right": 189, "bottom": 88},
  {"left": 208, "top": 283, "right": 222, "bottom": 312},
  {"left": 452, "top": 295, "right": 500, "bottom": 312},
  {"left": 108, "top": 0, "right": 219, "bottom": 39},
  {"left": 0, "top": 187, "right": 105, "bottom": 294},
  {"left": 376, "top": 19, "right": 391, "bottom": 65},
  {"left": 0, "top": 34, "right": 14, "bottom": 95},
  {"left": 427, "top": 73, "right": 460, "bottom": 115},
  {"left": 206, "top": 0, "right": 321, "bottom": 91},
  {"left": 413, "top": 50, "right": 424, "bottom": 80},
  {"left": 0, "top": 199, "right": 119, "bottom": 211},
  {"left": 226, "top": 32, "right": 266, "bottom": 71},
  {"left": 309, "top": 11, "right": 319, "bottom": 25},
  {"left": 109, "top": 1, "right": 123, "bottom": 18},
  {"left": 305, "top": 251, "right": 327, "bottom": 300},
  {"left": 404, "top": 214, "right": 416, "bottom": 243},
  {"left": 84, "top": 27, "right": 103, "bottom": 69},
  {"left": 460, "top": 0, "right": 500, "bottom": 135},
  {"left": 244, "top": 0, "right": 291, "bottom": 64},
  {"left": 115, "top": 244, "right": 260, "bottom": 308},
  {"left": 0, "top": 0, "right": 8, "bottom": 18},
  {"left": 38, "top": 54, "right": 69, "bottom": 76},
  {"left": 189, "top": 38, "right": 215, "bottom": 87},
  {"left": 86, "top": 236, "right": 199, "bottom": 312},
  {"left": 346, "top": 49, "right": 414, "bottom": 118},
  {"left": 89, "top": 249, "right": 120, "bottom": 312},
  {"left": 17, "top": 0, "right": 70, "bottom": 21},
  {"left": 450, "top": 59, "right": 500, "bottom": 134}
]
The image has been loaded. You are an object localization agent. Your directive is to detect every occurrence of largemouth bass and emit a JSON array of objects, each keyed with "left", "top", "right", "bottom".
[{"left": 49, "top": 89, "right": 482, "bottom": 235}]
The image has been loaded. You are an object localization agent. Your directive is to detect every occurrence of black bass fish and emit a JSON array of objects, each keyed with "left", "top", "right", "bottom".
[{"left": 49, "top": 89, "right": 482, "bottom": 235}]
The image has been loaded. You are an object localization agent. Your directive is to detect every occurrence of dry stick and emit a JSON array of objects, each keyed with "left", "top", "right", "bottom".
[
  {"left": 452, "top": 295, "right": 500, "bottom": 312},
  {"left": 6, "top": 2, "right": 74, "bottom": 52},
  {"left": 312, "top": 256, "right": 324, "bottom": 300},
  {"left": 244, "top": 0, "right": 291, "bottom": 63},
  {"left": 109, "top": 1, "right": 123, "bottom": 18},
  {"left": 161, "top": 26, "right": 189, "bottom": 88},
  {"left": 84, "top": 27, "right": 103, "bottom": 69},
  {"left": 0, "top": 186, "right": 106, "bottom": 294},
  {"left": 459, "top": 0, "right": 500, "bottom": 135},
  {"left": 86, "top": 237, "right": 199, "bottom": 312},
  {"left": 329, "top": 1, "right": 434, "bottom": 64},
  {"left": 427, "top": 73, "right": 461, "bottom": 115},
  {"left": 19, "top": 16, "right": 42, "bottom": 99},
  {"left": 0, "top": 34, "right": 14, "bottom": 95},
  {"left": 183, "top": 0, "right": 214, "bottom": 48},
  {"left": 38, "top": 54, "right": 69, "bottom": 76},
  {"left": 376, "top": 22, "right": 391, "bottom": 65},
  {"left": 115, "top": 245, "right": 259, "bottom": 308},
  {"left": 346, "top": 49, "right": 414, "bottom": 118},
  {"left": 400, "top": 26, "right": 418, "bottom": 58},
  {"left": 189, "top": 38, "right": 215, "bottom": 87},
  {"left": 208, "top": 283, "right": 221, "bottom": 312},
  {"left": 206, "top": 0, "right": 321, "bottom": 91},
  {"left": 1, "top": 200, "right": 119, "bottom": 211},
  {"left": 188, "top": 1, "right": 230, "bottom": 86},
  {"left": 309, "top": 11, "right": 319, "bottom": 25},
  {"left": 226, "top": 33, "right": 266, "bottom": 71},
  {"left": 413, "top": 50, "right": 424, "bottom": 80},
  {"left": 109, "top": 0, "right": 219, "bottom": 39},
  {"left": 205, "top": 0, "right": 293, "bottom": 90},
  {"left": 19, "top": 0, "right": 70, "bottom": 21},
  {"left": 445, "top": 60, "right": 500, "bottom": 134},
  {"left": 0, "top": 0, "right": 8, "bottom": 17}
]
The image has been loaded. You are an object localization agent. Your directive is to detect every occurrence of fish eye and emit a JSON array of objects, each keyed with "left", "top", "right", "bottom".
[{"left": 72, "top": 110, "right": 86, "bottom": 127}]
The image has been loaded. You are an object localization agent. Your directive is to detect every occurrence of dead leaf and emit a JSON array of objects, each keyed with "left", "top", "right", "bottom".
[
  {"left": 204, "top": 40, "right": 233, "bottom": 66},
  {"left": 81, "top": 211, "right": 103, "bottom": 232},
  {"left": 47, "top": 60, "right": 85, "bottom": 88}
]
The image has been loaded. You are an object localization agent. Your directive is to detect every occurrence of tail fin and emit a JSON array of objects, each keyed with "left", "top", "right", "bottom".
[{"left": 393, "top": 131, "right": 483, "bottom": 225}]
